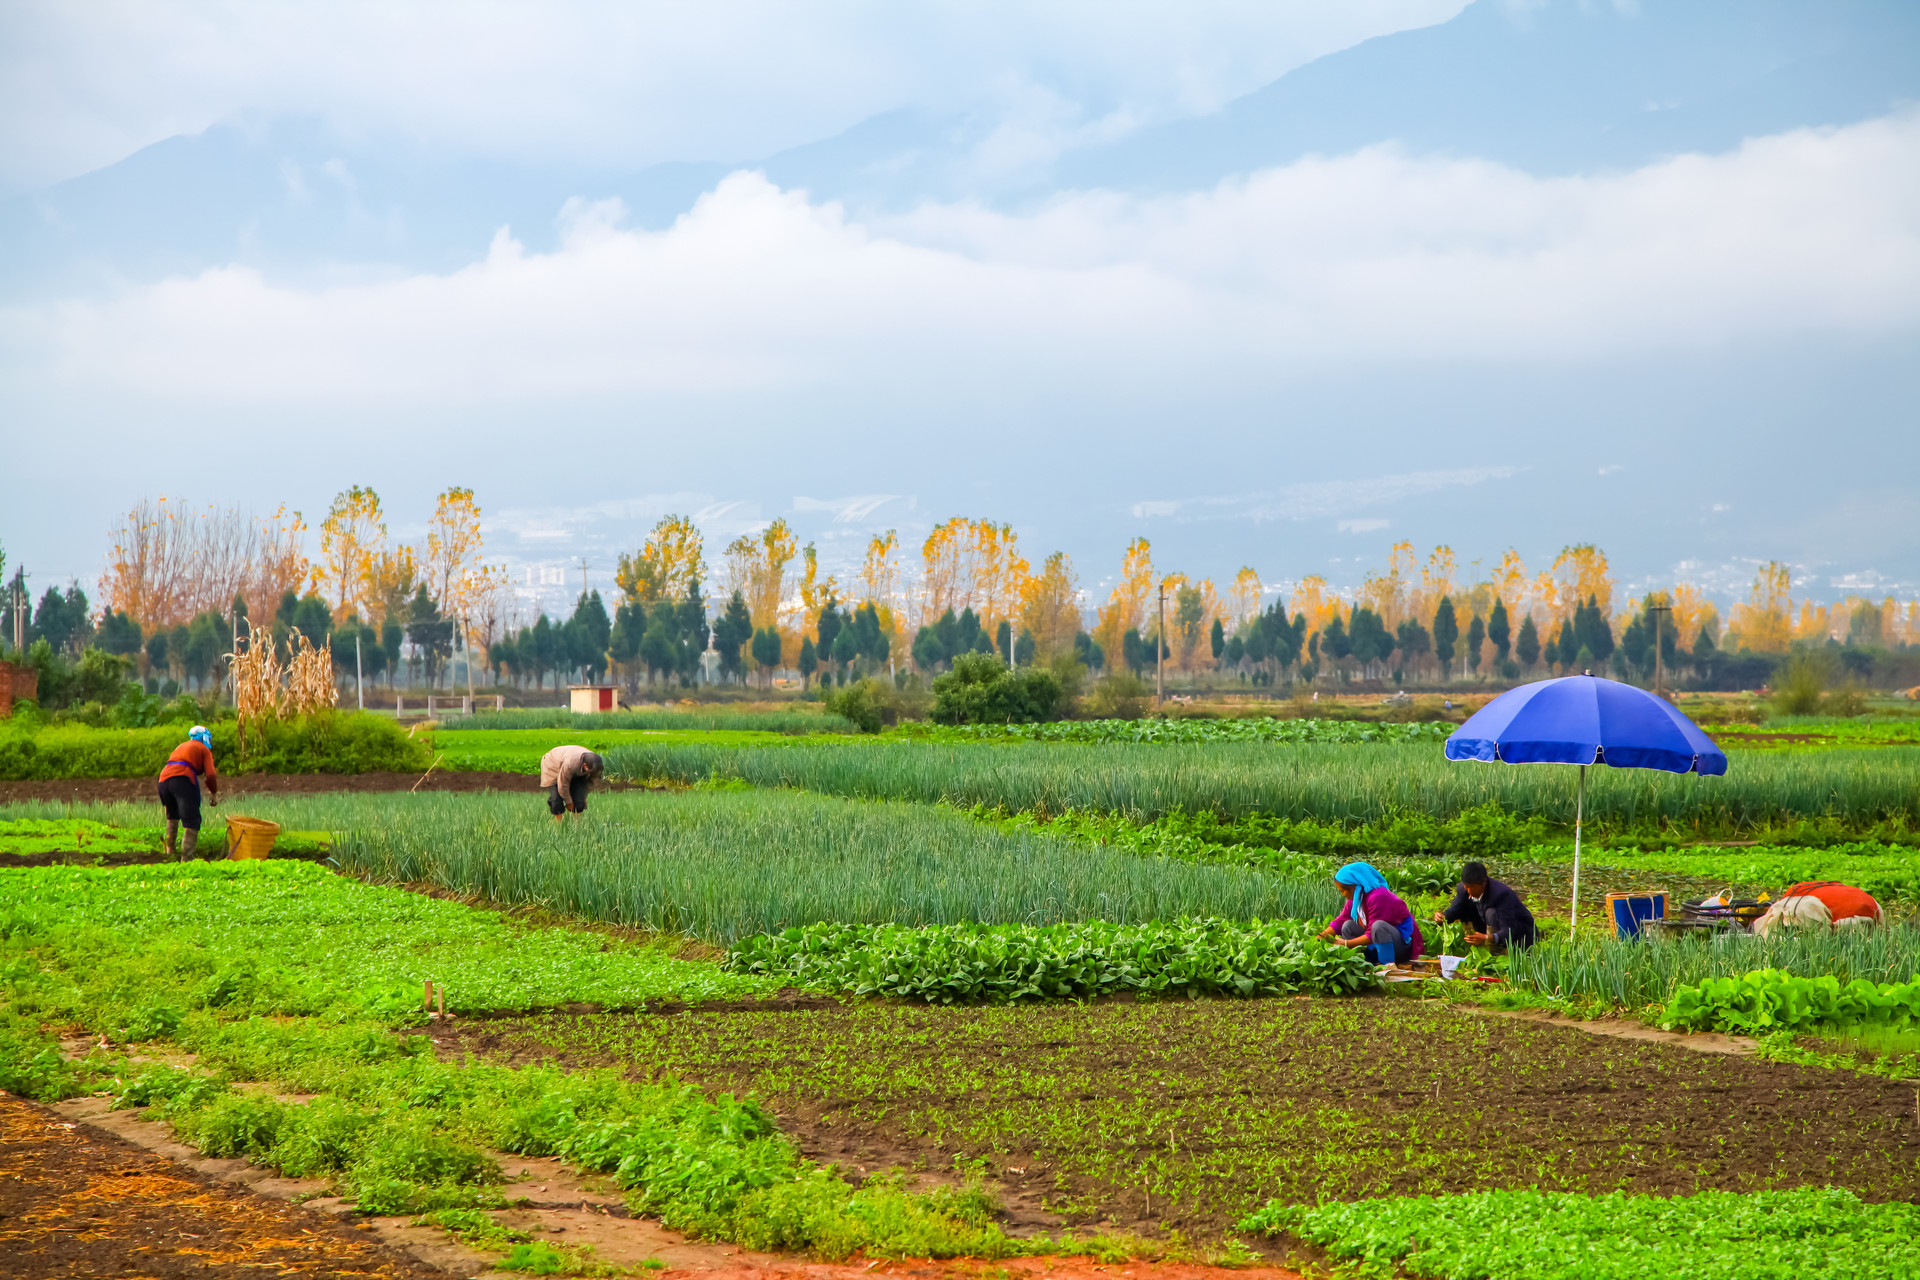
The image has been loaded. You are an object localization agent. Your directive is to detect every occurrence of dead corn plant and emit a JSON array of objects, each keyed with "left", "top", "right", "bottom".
[
  {"left": 286, "top": 630, "right": 338, "bottom": 717},
  {"left": 229, "top": 623, "right": 284, "bottom": 758}
]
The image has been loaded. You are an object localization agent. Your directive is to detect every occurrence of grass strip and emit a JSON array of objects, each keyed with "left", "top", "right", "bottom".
[
  {"left": 723, "top": 918, "right": 1381, "bottom": 1004},
  {"left": 331, "top": 791, "right": 1339, "bottom": 942},
  {"left": 0, "top": 713, "right": 430, "bottom": 779},
  {"left": 1238, "top": 1186, "right": 1920, "bottom": 1279},
  {"left": 0, "top": 859, "right": 769, "bottom": 1022}
]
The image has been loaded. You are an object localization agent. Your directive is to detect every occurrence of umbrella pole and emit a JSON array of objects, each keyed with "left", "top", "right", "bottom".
[{"left": 1570, "top": 764, "right": 1586, "bottom": 936}]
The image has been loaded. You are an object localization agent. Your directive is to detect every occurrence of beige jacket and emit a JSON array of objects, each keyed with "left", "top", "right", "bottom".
[{"left": 539, "top": 744, "right": 604, "bottom": 792}]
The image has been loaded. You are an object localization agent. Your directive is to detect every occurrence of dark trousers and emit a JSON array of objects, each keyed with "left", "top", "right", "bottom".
[
  {"left": 1341, "top": 917, "right": 1410, "bottom": 964},
  {"left": 547, "top": 776, "right": 591, "bottom": 815},
  {"left": 158, "top": 775, "right": 202, "bottom": 830}
]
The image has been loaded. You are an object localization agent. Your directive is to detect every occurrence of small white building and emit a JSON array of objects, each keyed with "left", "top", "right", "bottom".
[{"left": 569, "top": 684, "right": 621, "bottom": 714}]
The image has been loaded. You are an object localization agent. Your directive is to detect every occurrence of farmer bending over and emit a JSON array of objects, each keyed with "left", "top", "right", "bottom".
[
  {"left": 157, "top": 725, "right": 219, "bottom": 860},
  {"left": 539, "top": 744, "right": 605, "bottom": 820},
  {"left": 1320, "top": 861, "right": 1424, "bottom": 965},
  {"left": 1433, "top": 861, "right": 1537, "bottom": 950}
]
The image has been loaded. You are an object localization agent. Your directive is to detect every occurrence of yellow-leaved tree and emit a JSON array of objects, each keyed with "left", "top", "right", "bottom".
[
  {"left": 1228, "top": 567, "right": 1262, "bottom": 633},
  {"left": 366, "top": 545, "right": 421, "bottom": 628},
  {"left": 859, "top": 531, "right": 901, "bottom": 641},
  {"left": 426, "top": 488, "right": 488, "bottom": 690},
  {"left": 798, "top": 543, "right": 841, "bottom": 622},
  {"left": 1549, "top": 544, "right": 1614, "bottom": 624},
  {"left": 723, "top": 519, "right": 797, "bottom": 631},
  {"left": 616, "top": 515, "right": 706, "bottom": 603},
  {"left": 1289, "top": 575, "right": 1341, "bottom": 643},
  {"left": 1093, "top": 538, "right": 1154, "bottom": 668},
  {"left": 1730, "top": 561, "right": 1793, "bottom": 653},
  {"left": 1359, "top": 541, "right": 1418, "bottom": 629},
  {"left": 313, "top": 485, "right": 386, "bottom": 620},
  {"left": 1017, "top": 551, "right": 1081, "bottom": 663}
]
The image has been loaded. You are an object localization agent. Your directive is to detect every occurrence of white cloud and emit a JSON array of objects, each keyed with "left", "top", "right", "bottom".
[
  {"left": 1338, "top": 518, "right": 1391, "bottom": 533},
  {"left": 7, "top": 112, "right": 1920, "bottom": 408},
  {"left": 793, "top": 494, "right": 906, "bottom": 522},
  {"left": 0, "top": 0, "right": 1463, "bottom": 191}
]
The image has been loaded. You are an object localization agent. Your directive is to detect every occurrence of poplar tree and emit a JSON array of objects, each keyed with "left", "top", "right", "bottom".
[{"left": 1431, "top": 598, "right": 1458, "bottom": 679}]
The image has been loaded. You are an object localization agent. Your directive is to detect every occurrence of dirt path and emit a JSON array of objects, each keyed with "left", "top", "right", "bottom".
[
  {"left": 1468, "top": 1006, "right": 1760, "bottom": 1055},
  {"left": 0, "top": 1093, "right": 447, "bottom": 1279}
]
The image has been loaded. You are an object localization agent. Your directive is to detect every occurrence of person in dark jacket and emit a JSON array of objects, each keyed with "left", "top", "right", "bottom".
[{"left": 1432, "top": 861, "right": 1537, "bottom": 949}]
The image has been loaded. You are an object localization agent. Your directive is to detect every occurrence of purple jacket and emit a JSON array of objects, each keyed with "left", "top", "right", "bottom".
[{"left": 1330, "top": 886, "right": 1426, "bottom": 959}]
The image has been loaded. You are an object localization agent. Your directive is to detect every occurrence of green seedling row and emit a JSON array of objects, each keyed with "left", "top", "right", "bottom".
[{"left": 1239, "top": 1186, "right": 1920, "bottom": 1279}]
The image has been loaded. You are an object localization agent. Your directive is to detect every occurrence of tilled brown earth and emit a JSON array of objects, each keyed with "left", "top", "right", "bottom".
[
  {"left": 0, "top": 1094, "right": 446, "bottom": 1279},
  {"left": 443, "top": 997, "right": 1920, "bottom": 1237}
]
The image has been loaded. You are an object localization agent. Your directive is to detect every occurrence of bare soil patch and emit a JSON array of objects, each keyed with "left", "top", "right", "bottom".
[{"left": 0, "top": 1093, "right": 446, "bottom": 1279}]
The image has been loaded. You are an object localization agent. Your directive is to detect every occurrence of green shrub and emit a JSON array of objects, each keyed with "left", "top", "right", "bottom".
[
  {"left": 500, "top": 1242, "right": 569, "bottom": 1275},
  {"left": 0, "top": 1029, "right": 84, "bottom": 1101},
  {"left": 928, "top": 653, "right": 1063, "bottom": 725},
  {"left": 173, "top": 1092, "right": 292, "bottom": 1159},
  {"left": 823, "top": 679, "right": 893, "bottom": 733}
]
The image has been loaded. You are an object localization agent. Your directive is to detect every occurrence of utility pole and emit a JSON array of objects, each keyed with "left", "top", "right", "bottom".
[
  {"left": 1649, "top": 600, "right": 1672, "bottom": 699},
  {"left": 1156, "top": 583, "right": 1166, "bottom": 708}
]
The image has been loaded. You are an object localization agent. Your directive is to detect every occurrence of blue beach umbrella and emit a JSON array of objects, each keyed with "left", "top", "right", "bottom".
[{"left": 1444, "top": 673, "right": 1727, "bottom": 933}]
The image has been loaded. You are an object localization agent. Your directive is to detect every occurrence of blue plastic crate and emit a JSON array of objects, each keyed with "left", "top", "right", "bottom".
[{"left": 1607, "top": 892, "right": 1666, "bottom": 938}]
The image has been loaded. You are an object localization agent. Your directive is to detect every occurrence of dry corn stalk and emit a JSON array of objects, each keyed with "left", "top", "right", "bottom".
[
  {"left": 285, "top": 630, "right": 338, "bottom": 717},
  {"left": 229, "top": 622, "right": 283, "bottom": 757}
]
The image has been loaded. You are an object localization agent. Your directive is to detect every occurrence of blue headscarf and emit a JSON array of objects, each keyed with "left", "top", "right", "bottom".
[
  {"left": 188, "top": 725, "right": 213, "bottom": 750},
  {"left": 1334, "top": 861, "right": 1391, "bottom": 926}
]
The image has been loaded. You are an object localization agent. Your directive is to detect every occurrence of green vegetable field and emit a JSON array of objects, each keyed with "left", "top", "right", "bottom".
[{"left": 4, "top": 718, "right": 1920, "bottom": 1275}]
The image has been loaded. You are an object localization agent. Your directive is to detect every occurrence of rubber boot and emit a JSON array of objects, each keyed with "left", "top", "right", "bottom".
[
  {"left": 182, "top": 828, "right": 199, "bottom": 861},
  {"left": 165, "top": 819, "right": 179, "bottom": 859}
]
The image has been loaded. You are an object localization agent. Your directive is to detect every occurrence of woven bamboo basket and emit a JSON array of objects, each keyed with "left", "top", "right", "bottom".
[{"left": 225, "top": 815, "right": 281, "bottom": 860}]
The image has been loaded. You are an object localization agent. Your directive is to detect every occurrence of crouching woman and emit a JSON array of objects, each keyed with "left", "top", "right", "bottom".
[{"left": 1319, "top": 861, "right": 1425, "bottom": 965}]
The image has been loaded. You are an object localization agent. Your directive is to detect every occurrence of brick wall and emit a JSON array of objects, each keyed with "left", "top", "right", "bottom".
[{"left": 0, "top": 660, "right": 37, "bottom": 717}]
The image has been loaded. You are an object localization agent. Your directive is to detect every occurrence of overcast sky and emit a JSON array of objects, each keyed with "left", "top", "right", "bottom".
[{"left": 2, "top": 0, "right": 1916, "bottom": 620}]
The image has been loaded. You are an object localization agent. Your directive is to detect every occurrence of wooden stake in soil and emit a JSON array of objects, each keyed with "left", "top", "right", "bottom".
[{"left": 411, "top": 753, "right": 445, "bottom": 794}]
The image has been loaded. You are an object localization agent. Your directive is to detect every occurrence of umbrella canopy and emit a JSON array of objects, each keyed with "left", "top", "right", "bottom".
[
  {"left": 1444, "top": 673, "right": 1727, "bottom": 935},
  {"left": 1446, "top": 674, "right": 1727, "bottom": 775}
]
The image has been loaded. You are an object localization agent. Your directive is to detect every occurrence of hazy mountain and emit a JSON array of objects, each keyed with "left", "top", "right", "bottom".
[
  {"left": 4, "top": 0, "right": 1915, "bottom": 298},
  {"left": 1062, "top": 0, "right": 1920, "bottom": 189}
]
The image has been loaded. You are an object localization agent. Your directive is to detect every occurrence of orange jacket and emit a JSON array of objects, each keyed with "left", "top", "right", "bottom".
[
  {"left": 1785, "top": 881, "right": 1881, "bottom": 924},
  {"left": 158, "top": 740, "right": 219, "bottom": 793}
]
